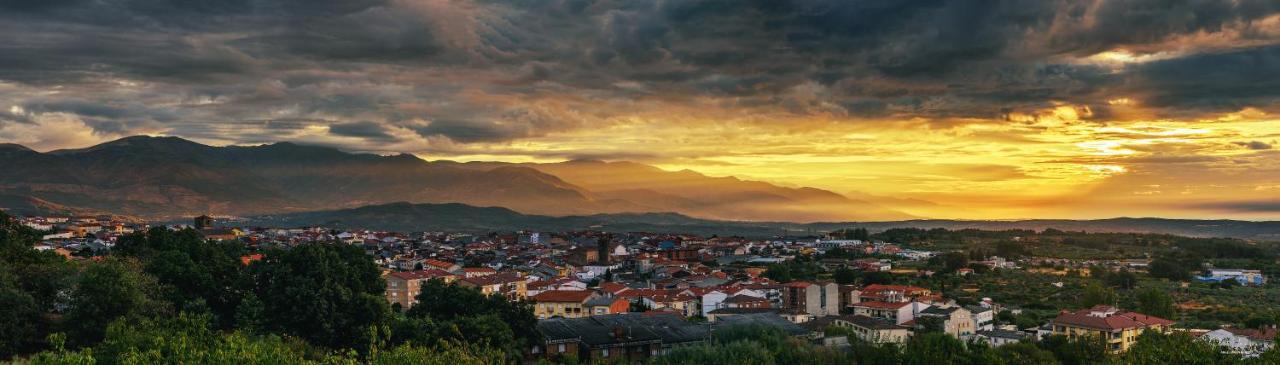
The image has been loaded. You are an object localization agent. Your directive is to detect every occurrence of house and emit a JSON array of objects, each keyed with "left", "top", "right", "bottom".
[
  {"left": 1048, "top": 305, "right": 1174, "bottom": 353},
  {"left": 585, "top": 296, "right": 631, "bottom": 316},
  {"left": 831, "top": 315, "right": 912, "bottom": 344},
  {"left": 384, "top": 269, "right": 457, "bottom": 309},
  {"left": 705, "top": 308, "right": 779, "bottom": 322},
  {"left": 533, "top": 290, "right": 600, "bottom": 319},
  {"left": 1196, "top": 269, "right": 1266, "bottom": 286},
  {"left": 1202, "top": 327, "right": 1277, "bottom": 357},
  {"left": 912, "top": 306, "right": 975, "bottom": 338},
  {"left": 781, "top": 281, "right": 840, "bottom": 318},
  {"left": 858, "top": 284, "right": 932, "bottom": 303},
  {"left": 852, "top": 301, "right": 930, "bottom": 325},
  {"left": 975, "top": 329, "right": 1029, "bottom": 347},
  {"left": 458, "top": 272, "right": 527, "bottom": 300},
  {"left": 967, "top": 305, "right": 995, "bottom": 331},
  {"left": 462, "top": 267, "right": 498, "bottom": 278},
  {"left": 422, "top": 259, "right": 462, "bottom": 273},
  {"left": 722, "top": 294, "right": 771, "bottom": 309}
]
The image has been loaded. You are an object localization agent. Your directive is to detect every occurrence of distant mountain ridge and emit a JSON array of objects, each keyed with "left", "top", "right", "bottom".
[
  {"left": 0, "top": 136, "right": 911, "bottom": 221},
  {"left": 242, "top": 202, "right": 1280, "bottom": 240}
]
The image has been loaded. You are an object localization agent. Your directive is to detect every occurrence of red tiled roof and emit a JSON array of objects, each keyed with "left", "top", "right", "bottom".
[
  {"left": 854, "top": 301, "right": 911, "bottom": 310},
  {"left": 532, "top": 290, "right": 596, "bottom": 303},
  {"left": 463, "top": 267, "right": 497, "bottom": 273},
  {"left": 461, "top": 272, "right": 523, "bottom": 286},
  {"left": 1051, "top": 309, "right": 1173, "bottom": 331},
  {"left": 599, "top": 282, "right": 630, "bottom": 294},
  {"left": 388, "top": 269, "right": 455, "bottom": 281},
  {"left": 422, "top": 259, "right": 456, "bottom": 269}
]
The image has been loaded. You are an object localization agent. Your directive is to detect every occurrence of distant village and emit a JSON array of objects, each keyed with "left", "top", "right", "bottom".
[{"left": 16, "top": 213, "right": 1275, "bottom": 362}]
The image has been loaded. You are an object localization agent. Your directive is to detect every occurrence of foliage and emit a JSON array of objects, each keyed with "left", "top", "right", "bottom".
[
  {"left": 63, "top": 258, "right": 168, "bottom": 347},
  {"left": 1038, "top": 335, "right": 1107, "bottom": 365},
  {"left": 114, "top": 227, "right": 249, "bottom": 328},
  {"left": 1135, "top": 288, "right": 1176, "bottom": 319},
  {"left": 1080, "top": 282, "right": 1117, "bottom": 308},
  {"left": 1115, "top": 331, "right": 1243, "bottom": 365},
  {"left": 401, "top": 280, "right": 537, "bottom": 357},
  {"left": 249, "top": 243, "right": 389, "bottom": 352}
]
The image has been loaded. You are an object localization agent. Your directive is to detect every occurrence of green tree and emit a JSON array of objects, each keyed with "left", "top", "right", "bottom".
[
  {"left": 1079, "top": 282, "right": 1116, "bottom": 308},
  {"left": 63, "top": 258, "right": 168, "bottom": 346},
  {"left": 1038, "top": 335, "right": 1107, "bottom": 365},
  {"left": 900, "top": 332, "right": 968, "bottom": 365},
  {"left": 833, "top": 268, "right": 858, "bottom": 285},
  {"left": 114, "top": 227, "right": 249, "bottom": 328},
  {"left": 1117, "top": 331, "right": 1242, "bottom": 365},
  {"left": 250, "top": 243, "right": 389, "bottom": 352},
  {"left": 0, "top": 271, "right": 42, "bottom": 359},
  {"left": 993, "top": 342, "right": 1059, "bottom": 365},
  {"left": 1135, "top": 288, "right": 1175, "bottom": 319},
  {"left": 403, "top": 280, "right": 537, "bottom": 356}
]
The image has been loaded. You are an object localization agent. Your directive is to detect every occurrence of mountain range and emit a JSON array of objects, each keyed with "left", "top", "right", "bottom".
[
  {"left": 244, "top": 202, "right": 1280, "bottom": 240},
  {"left": 0, "top": 136, "right": 913, "bottom": 222}
]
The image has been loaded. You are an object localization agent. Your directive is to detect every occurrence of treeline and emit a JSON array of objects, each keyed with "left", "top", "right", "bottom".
[{"left": 0, "top": 211, "right": 536, "bottom": 364}]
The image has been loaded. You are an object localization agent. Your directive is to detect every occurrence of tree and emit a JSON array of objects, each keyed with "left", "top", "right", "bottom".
[
  {"left": 833, "top": 268, "right": 858, "bottom": 285},
  {"left": 115, "top": 227, "right": 249, "bottom": 328},
  {"left": 250, "top": 243, "right": 389, "bottom": 351},
  {"left": 1135, "top": 288, "right": 1175, "bottom": 319},
  {"left": 995, "top": 241, "right": 1029, "bottom": 259},
  {"left": 403, "top": 280, "right": 538, "bottom": 357},
  {"left": 901, "top": 332, "right": 969, "bottom": 365},
  {"left": 1117, "top": 331, "right": 1242, "bottom": 364},
  {"left": 1148, "top": 255, "right": 1196, "bottom": 281},
  {"left": 1104, "top": 269, "right": 1138, "bottom": 290},
  {"left": 1079, "top": 282, "right": 1116, "bottom": 308},
  {"left": 993, "top": 342, "right": 1059, "bottom": 365},
  {"left": 63, "top": 258, "right": 168, "bottom": 346},
  {"left": 1038, "top": 335, "right": 1107, "bottom": 365},
  {"left": 0, "top": 272, "right": 41, "bottom": 359}
]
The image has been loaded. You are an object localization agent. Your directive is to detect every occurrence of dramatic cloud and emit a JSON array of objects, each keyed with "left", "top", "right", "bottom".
[{"left": 2, "top": 0, "right": 1280, "bottom": 219}]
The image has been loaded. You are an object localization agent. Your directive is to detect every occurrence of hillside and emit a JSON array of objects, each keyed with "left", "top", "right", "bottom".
[
  {"left": 0, "top": 136, "right": 908, "bottom": 221},
  {"left": 242, "top": 202, "right": 1280, "bottom": 240}
]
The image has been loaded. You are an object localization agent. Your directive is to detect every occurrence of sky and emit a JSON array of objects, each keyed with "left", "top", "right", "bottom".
[{"left": 1, "top": 0, "right": 1280, "bottom": 220}]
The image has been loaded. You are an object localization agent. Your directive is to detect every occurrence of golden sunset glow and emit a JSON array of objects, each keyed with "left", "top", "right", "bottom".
[{"left": 2, "top": 0, "right": 1280, "bottom": 221}]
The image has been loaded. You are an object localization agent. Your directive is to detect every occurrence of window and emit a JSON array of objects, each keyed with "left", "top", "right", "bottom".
[
  {"left": 602, "top": 349, "right": 609, "bottom": 357},
  {"left": 558, "top": 344, "right": 566, "bottom": 353}
]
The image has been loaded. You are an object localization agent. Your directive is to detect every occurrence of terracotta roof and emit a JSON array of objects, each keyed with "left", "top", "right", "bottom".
[
  {"left": 388, "top": 269, "right": 455, "bottom": 281},
  {"left": 1051, "top": 309, "right": 1173, "bottom": 331},
  {"left": 422, "top": 259, "right": 457, "bottom": 269},
  {"left": 599, "top": 282, "right": 630, "bottom": 295},
  {"left": 532, "top": 290, "right": 597, "bottom": 303},
  {"left": 461, "top": 272, "right": 523, "bottom": 286},
  {"left": 462, "top": 267, "right": 497, "bottom": 273},
  {"left": 1225, "top": 327, "right": 1280, "bottom": 341},
  {"left": 723, "top": 294, "right": 768, "bottom": 304},
  {"left": 854, "top": 301, "right": 912, "bottom": 310}
]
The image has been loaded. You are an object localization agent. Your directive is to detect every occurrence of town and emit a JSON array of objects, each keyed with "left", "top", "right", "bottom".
[{"left": 8, "top": 212, "right": 1279, "bottom": 364}]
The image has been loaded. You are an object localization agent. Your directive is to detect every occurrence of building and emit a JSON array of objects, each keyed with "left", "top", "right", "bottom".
[
  {"left": 531, "top": 314, "right": 709, "bottom": 363},
  {"left": 1196, "top": 269, "right": 1266, "bottom": 286},
  {"left": 852, "top": 301, "right": 930, "bottom": 325},
  {"left": 193, "top": 215, "right": 213, "bottom": 230},
  {"left": 913, "top": 306, "right": 975, "bottom": 338},
  {"left": 967, "top": 305, "right": 995, "bottom": 331},
  {"left": 975, "top": 329, "right": 1029, "bottom": 347},
  {"left": 384, "top": 269, "right": 457, "bottom": 309},
  {"left": 585, "top": 296, "right": 631, "bottom": 316},
  {"left": 533, "top": 290, "right": 600, "bottom": 319},
  {"left": 1202, "top": 327, "right": 1277, "bottom": 357},
  {"left": 781, "top": 281, "right": 840, "bottom": 318},
  {"left": 1048, "top": 305, "right": 1174, "bottom": 353},
  {"left": 458, "top": 272, "right": 527, "bottom": 300},
  {"left": 858, "top": 284, "right": 932, "bottom": 303},
  {"left": 462, "top": 267, "right": 498, "bottom": 278},
  {"left": 831, "top": 315, "right": 912, "bottom": 344}
]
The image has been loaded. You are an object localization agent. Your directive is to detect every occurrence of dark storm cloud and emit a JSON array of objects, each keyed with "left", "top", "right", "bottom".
[
  {"left": 1125, "top": 45, "right": 1280, "bottom": 112},
  {"left": 328, "top": 121, "right": 398, "bottom": 141},
  {"left": 1, "top": 0, "right": 1279, "bottom": 147}
]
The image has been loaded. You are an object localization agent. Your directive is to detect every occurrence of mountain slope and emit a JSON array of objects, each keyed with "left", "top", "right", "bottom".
[
  {"left": 243, "top": 202, "right": 1280, "bottom": 240},
  {"left": 448, "top": 159, "right": 914, "bottom": 222},
  {"left": 0, "top": 136, "right": 611, "bottom": 218}
]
